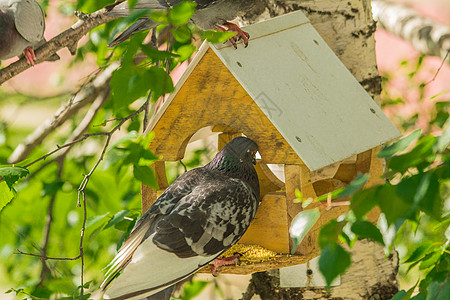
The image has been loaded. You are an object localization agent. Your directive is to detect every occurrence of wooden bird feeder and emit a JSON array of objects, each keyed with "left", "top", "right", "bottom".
[{"left": 142, "top": 11, "right": 401, "bottom": 275}]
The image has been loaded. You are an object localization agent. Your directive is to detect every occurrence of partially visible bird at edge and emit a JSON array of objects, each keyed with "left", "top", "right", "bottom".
[
  {"left": 0, "top": 0, "right": 59, "bottom": 65},
  {"left": 101, "top": 136, "right": 260, "bottom": 300},
  {"left": 105, "top": 0, "right": 256, "bottom": 48}
]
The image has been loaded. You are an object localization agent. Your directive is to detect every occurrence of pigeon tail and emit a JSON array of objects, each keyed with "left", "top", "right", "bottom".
[{"left": 108, "top": 18, "right": 156, "bottom": 47}]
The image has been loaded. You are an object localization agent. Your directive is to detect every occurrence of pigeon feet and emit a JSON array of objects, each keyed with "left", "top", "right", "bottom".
[
  {"left": 23, "top": 47, "right": 37, "bottom": 65},
  {"left": 215, "top": 22, "right": 250, "bottom": 49},
  {"left": 210, "top": 253, "right": 242, "bottom": 276}
]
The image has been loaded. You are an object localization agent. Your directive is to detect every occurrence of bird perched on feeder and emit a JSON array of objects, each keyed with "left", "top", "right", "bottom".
[
  {"left": 0, "top": 0, "right": 58, "bottom": 65},
  {"left": 105, "top": 0, "right": 255, "bottom": 48},
  {"left": 101, "top": 136, "right": 260, "bottom": 300}
]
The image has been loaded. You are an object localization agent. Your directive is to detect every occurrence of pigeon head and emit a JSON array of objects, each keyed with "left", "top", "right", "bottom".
[{"left": 206, "top": 136, "right": 259, "bottom": 196}]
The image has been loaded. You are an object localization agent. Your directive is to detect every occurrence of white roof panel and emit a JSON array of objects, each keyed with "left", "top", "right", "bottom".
[{"left": 211, "top": 10, "right": 401, "bottom": 170}]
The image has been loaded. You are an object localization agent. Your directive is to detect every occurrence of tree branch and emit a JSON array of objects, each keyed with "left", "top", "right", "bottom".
[
  {"left": 372, "top": 0, "right": 450, "bottom": 64},
  {"left": 8, "top": 62, "right": 119, "bottom": 164},
  {"left": 0, "top": 8, "right": 116, "bottom": 85}
]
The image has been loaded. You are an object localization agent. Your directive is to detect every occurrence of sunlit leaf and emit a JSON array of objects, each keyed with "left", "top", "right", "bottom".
[
  {"left": 176, "top": 44, "right": 196, "bottom": 62},
  {"left": 289, "top": 208, "right": 320, "bottom": 254},
  {"left": 0, "top": 166, "right": 29, "bottom": 190},
  {"left": 168, "top": 1, "right": 197, "bottom": 26},
  {"left": 0, "top": 181, "right": 15, "bottom": 212},
  {"left": 172, "top": 26, "right": 192, "bottom": 43},
  {"left": 419, "top": 251, "right": 441, "bottom": 270},
  {"left": 179, "top": 280, "right": 210, "bottom": 300},
  {"left": 405, "top": 241, "right": 433, "bottom": 263},
  {"left": 202, "top": 30, "right": 236, "bottom": 44}
]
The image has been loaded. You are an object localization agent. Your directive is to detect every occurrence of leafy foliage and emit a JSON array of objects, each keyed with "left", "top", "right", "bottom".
[
  {"left": 290, "top": 88, "right": 450, "bottom": 295},
  {"left": 0, "top": 1, "right": 235, "bottom": 299}
]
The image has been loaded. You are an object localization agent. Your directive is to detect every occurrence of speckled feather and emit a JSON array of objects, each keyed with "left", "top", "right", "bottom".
[
  {"left": 102, "top": 137, "right": 260, "bottom": 300},
  {"left": 105, "top": 0, "right": 257, "bottom": 47}
]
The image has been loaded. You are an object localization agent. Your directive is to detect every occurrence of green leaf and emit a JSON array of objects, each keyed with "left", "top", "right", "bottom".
[
  {"left": 127, "top": 0, "right": 138, "bottom": 10},
  {"left": 426, "top": 278, "right": 450, "bottom": 300},
  {"left": 318, "top": 243, "right": 351, "bottom": 287},
  {"left": 446, "top": 225, "right": 450, "bottom": 241},
  {"left": 436, "top": 120, "right": 450, "bottom": 152},
  {"left": 391, "top": 290, "right": 409, "bottom": 300},
  {"left": 0, "top": 166, "right": 29, "bottom": 190},
  {"left": 180, "top": 280, "right": 210, "bottom": 300},
  {"left": 419, "top": 251, "right": 441, "bottom": 270},
  {"left": 377, "top": 184, "right": 413, "bottom": 225},
  {"left": 133, "top": 165, "right": 157, "bottom": 189},
  {"left": 140, "top": 45, "right": 178, "bottom": 60},
  {"left": 104, "top": 210, "right": 130, "bottom": 230},
  {"left": 350, "top": 186, "right": 378, "bottom": 219},
  {"left": 176, "top": 44, "right": 196, "bottom": 62},
  {"left": 339, "top": 173, "right": 369, "bottom": 197},
  {"left": 388, "top": 135, "right": 437, "bottom": 173},
  {"left": 0, "top": 181, "right": 15, "bottom": 212},
  {"left": 289, "top": 208, "right": 320, "bottom": 254},
  {"left": 85, "top": 213, "right": 109, "bottom": 228},
  {"left": 350, "top": 220, "right": 385, "bottom": 245},
  {"left": 202, "top": 30, "right": 236, "bottom": 44},
  {"left": 378, "top": 129, "right": 421, "bottom": 158},
  {"left": 405, "top": 240, "right": 434, "bottom": 263},
  {"left": 318, "top": 219, "right": 346, "bottom": 249},
  {"left": 41, "top": 181, "right": 64, "bottom": 198},
  {"left": 146, "top": 66, "right": 175, "bottom": 101},
  {"left": 110, "top": 65, "right": 149, "bottom": 112},
  {"left": 168, "top": 1, "right": 197, "bottom": 26},
  {"left": 171, "top": 26, "right": 192, "bottom": 43}
]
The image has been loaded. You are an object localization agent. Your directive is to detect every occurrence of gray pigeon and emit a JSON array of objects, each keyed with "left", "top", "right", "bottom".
[
  {"left": 101, "top": 136, "right": 260, "bottom": 300},
  {"left": 106, "top": 0, "right": 256, "bottom": 48},
  {"left": 0, "top": 0, "right": 58, "bottom": 65}
]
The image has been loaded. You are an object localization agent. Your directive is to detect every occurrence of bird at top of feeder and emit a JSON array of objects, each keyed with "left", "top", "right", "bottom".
[
  {"left": 0, "top": 0, "right": 59, "bottom": 65},
  {"left": 101, "top": 136, "right": 260, "bottom": 300},
  {"left": 105, "top": 0, "right": 255, "bottom": 48}
]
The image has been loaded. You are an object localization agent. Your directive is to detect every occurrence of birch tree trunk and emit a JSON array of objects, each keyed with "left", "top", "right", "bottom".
[
  {"left": 372, "top": 0, "right": 450, "bottom": 63},
  {"left": 240, "top": 1, "right": 399, "bottom": 299}
]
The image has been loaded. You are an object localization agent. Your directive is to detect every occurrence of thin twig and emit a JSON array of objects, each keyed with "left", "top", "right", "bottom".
[
  {"left": 15, "top": 249, "right": 81, "bottom": 261},
  {"left": 425, "top": 50, "right": 450, "bottom": 86},
  {"left": 37, "top": 161, "right": 64, "bottom": 287}
]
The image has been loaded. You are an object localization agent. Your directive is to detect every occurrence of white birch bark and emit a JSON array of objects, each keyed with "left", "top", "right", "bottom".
[{"left": 372, "top": 0, "right": 450, "bottom": 63}]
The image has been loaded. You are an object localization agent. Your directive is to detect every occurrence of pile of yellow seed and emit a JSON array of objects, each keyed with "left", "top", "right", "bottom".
[{"left": 220, "top": 243, "right": 278, "bottom": 266}]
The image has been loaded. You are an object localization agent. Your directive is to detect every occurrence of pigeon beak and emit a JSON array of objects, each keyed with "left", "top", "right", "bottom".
[{"left": 252, "top": 151, "right": 257, "bottom": 165}]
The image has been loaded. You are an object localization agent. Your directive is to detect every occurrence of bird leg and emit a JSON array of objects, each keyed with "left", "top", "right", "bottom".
[
  {"left": 210, "top": 253, "right": 242, "bottom": 276},
  {"left": 214, "top": 21, "right": 250, "bottom": 49},
  {"left": 23, "top": 47, "right": 36, "bottom": 65}
]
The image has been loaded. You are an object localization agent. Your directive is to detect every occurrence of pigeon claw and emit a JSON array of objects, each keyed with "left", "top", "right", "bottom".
[
  {"left": 23, "top": 47, "right": 36, "bottom": 66},
  {"left": 210, "top": 253, "right": 242, "bottom": 276},
  {"left": 214, "top": 22, "right": 250, "bottom": 49}
]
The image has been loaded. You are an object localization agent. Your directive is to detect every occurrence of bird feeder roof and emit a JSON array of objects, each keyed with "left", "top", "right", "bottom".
[{"left": 149, "top": 10, "right": 401, "bottom": 171}]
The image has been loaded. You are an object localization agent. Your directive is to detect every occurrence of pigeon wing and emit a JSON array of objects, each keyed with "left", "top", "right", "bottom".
[
  {"left": 153, "top": 177, "right": 259, "bottom": 258},
  {"left": 103, "top": 175, "right": 258, "bottom": 300},
  {"left": 12, "top": 0, "right": 45, "bottom": 44}
]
